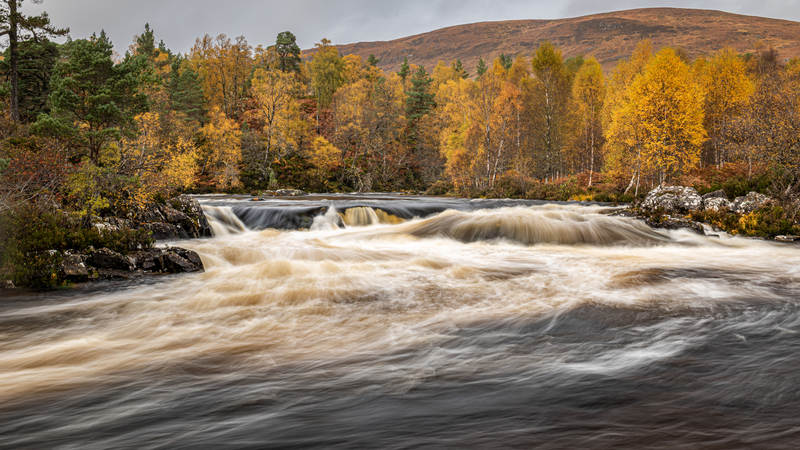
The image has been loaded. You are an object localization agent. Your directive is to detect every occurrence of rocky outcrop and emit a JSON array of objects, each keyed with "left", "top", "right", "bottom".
[
  {"left": 641, "top": 186, "right": 704, "bottom": 213},
  {"left": 58, "top": 246, "right": 204, "bottom": 282},
  {"left": 731, "top": 192, "right": 771, "bottom": 214},
  {"left": 133, "top": 195, "right": 212, "bottom": 240},
  {"left": 92, "top": 195, "right": 212, "bottom": 241}
]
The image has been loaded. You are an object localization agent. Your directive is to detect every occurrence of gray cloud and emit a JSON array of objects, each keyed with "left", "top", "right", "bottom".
[{"left": 19, "top": 0, "right": 800, "bottom": 55}]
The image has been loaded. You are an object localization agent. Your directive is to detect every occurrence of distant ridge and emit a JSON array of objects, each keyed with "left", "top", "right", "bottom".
[{"left": 309, "top": 8, "right": 800, "bottom": 73}]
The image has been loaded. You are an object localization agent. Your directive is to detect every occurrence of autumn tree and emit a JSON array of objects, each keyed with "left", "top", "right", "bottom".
[
  {"left": 528, "top": 41, "right": 575, "bottom": 180},
  {"left": 200, "top": 108, "right": 242, "bottom": 188},
  {"left": 628, "top": 47, "right": 706, "bottom": 185},
  {"left": 188, "top": 34, "right": 252, "bottom": 120},
  {"left": 604, "top": 40, "right": 653, "bottom": 195},
  {"left": 696, "top": 47, "right": 754, "bottom": 167},
  {"left": 0, "top": 0, "right": 67, "bottom": 121},
  {"left": 309, "top": 38, "right": 345, "bottom": 109},
  {"left": 249, "top": 67, "right": 301, "bottom": 176},
  {"left": 572, "top": 57, "right": 605, "bottom": 185}
]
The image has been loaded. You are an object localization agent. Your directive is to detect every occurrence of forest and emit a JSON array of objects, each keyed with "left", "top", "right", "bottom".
[{"left": 2, "top": 2, "right": 800, "bottom": 285}]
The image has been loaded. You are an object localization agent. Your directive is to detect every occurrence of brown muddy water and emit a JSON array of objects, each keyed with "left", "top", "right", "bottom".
[{"left": 2, "top": 194, "right": 800, "bottom": 449}]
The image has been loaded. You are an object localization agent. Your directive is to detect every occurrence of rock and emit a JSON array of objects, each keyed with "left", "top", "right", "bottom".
[
  {"left": 703, "top": 197, "right": 731, "bottom": 212},
  {"left": 59, "top": 254, "right": 89, "bottom": 280},
  {"left": 142, "top": 222, "right": 183, "bottom": 240},
  {"left": 137, "top": 204, "right": 165, "bottom": 223},
  {"left": 731, "top": 192, "right": 770, "bottom": 214},
  {"left": 161, "top": 206, "right": 189, "bottom": 223},
  {"left": 702, "top": 189, "right": 727, "bottom": 200},
  {"left": 2, "top": 280, "right": 15, "bottom": 289},
  {"left": 162, "top": 252, "right": 194, "bottom": 273},
  {"left": 644, "top": 216, "right": 706, "bottom": 235},
  {"left": 776, "top": 235, "right": 800, "bottom": 242},
  {"left": 96, "top": 269, "right": 143, "bottom": 280},
  {"left": 87, "top": 248, "right": 133, "bottom": 271},
  {"left": 641, "top": 186, "right": 703, "bottom": 213}
]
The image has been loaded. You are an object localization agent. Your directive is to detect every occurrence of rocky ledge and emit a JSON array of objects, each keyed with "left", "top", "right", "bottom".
[
  {"left": 60, "top": 246, "right": 204, "bottom": 282},
  {"left": 94, "top": 194, "right": 212, "bottom": 240},
  {"left": 633, "top": 185, "right": 775, "bottom": 236}
]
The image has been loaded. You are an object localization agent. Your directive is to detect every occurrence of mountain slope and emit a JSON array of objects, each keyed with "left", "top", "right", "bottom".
[{"left": 317, "top": 8, "right": 800, "bottom": 74}]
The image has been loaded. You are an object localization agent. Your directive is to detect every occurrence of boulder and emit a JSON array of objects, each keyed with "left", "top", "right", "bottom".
[
  {"left": 641, "top": 186, "right": 703, "bottom": 213},
  {"left": 731, "top": 192, "right": 770, "bottom": 214},
  {"left": 59, "top": 254, "right": 89, "bottom": 280},
  {"left": 644, "top": 216, "right": 706, "bottom": 235},
  {"left": 87, "top": 248, "right": 133, "bottom": 271},
  {"left": 703, "top": 197, "right": 731, "bottom": 212},
  {"left": 142, "top": 222, "right": 183, "bottom": 240}
]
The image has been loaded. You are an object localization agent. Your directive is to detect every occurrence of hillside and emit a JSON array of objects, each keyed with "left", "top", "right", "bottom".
[{"left": 312, "top": 8, "right": 800, "bottom": 73}]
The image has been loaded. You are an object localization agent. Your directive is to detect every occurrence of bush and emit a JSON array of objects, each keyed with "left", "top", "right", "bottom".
[{"left": 425, "top": 180, "right": 454, "bottom": 196}]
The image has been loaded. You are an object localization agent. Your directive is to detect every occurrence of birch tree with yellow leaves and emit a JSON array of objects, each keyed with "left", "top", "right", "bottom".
[
  {"left": 627, "top": 47, "right": 706, "bottom": 186},
  {"left": 250, "top": 67, "right": 301, "bottom": 176}
]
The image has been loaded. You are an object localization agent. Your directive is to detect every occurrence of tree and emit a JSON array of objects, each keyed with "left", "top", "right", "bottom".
[
  {"left": 476, "top": 57, "right": 487, "bottom": 77},
  {"left": 529, "top": 41, "right": 575, "bottom": 180},
  {"left": 499, "top": 53, "right": 513, "bottom": 71},
  {"left": 250, "top": 67, "right": 300, "bottom": 176},
  {"left": 188, "top": 34, "right": 252, "bottom": 120},
  {"left": 0, "top": 36, "right": 58, "bottom": 122},
  {"left": 397, "top": 57, "right": 410, "bottom": 82},
  {"left": 34, "top": 32, "right": 149, "bottom": 164},
  {"left": 405, "top": 66, "right": 435, "bottom": 148},
  {"left": 451, "top": 58, "right": 468, "bottom": 79},
  {"left": 573, "top": 57, "right": 605, "bottom": 186},
  {"left": 274, "top": 31, "right": 301, "bottom": 74},
  {"left": 201, "top": 108, "right": 241, "bottom": 188},
  {"left": 697, "top": 47, "right": 754, "bottom": 167},
  {"left": 628, "top": 47, "right": 706, "bottom": 185},
  {"left": 367, "top": 54, "right": 381, "bottom": 67},
  {"left": 166, "top": 55, "right": 206, "bottom": 124},
  {"left": 0, "top": 0, "right": 68, "bottom": 122},
  {"left": 309, "top": 38, "right": 345, "bottom": 109}
]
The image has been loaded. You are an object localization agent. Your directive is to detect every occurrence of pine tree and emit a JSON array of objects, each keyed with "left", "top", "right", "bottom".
[
  {"left": 397, "top": 56, "right": 410, "bottom": 81},
  {"left": 367, "top": 54, "right": 381, "bottom": 67},
  {"left": 451, "top": 58, "right": 468, "bottom": 79},
  {"left": 0, "top": 0, "right": 68, "bottom": 121},
  {"left": 476, "top": 57, "right": 487, "bottom": 77},
  {"left": 499, "top": 53, "right": 513, "bottom": 71},
  {"left": 274, "top": 31, "right": 301, "bottom": 74},
  {"left": 405, "top": 66, "right": 435, "bottom": 148}
]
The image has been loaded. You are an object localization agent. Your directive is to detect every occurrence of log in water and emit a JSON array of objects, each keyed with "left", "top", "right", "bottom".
[{"left": 2, "top": 195, "right": 800, "bottom": 449}]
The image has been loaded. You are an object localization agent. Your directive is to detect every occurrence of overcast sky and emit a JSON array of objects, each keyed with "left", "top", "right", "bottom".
[{"left": 20, "top": 0, "right": 800, "bottom": 54}]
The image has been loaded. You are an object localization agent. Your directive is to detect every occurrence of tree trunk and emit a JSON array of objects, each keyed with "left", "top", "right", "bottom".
[{"left": 9, "top": 0, "right": 19, "bottom": 122}]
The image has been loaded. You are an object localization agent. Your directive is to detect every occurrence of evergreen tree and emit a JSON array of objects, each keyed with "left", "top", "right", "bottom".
[
  {"left": 135, "top": 23, "right": 156, "bottom": 58},
  {"left": 405, "top": 66, "right": 435, "bottom": 148},
  {"left": 451, "top": 58, "right": 468, "bottom": 79},
  {"left": 367, "top": 54, "right": 381, "bottom": 67},
  {"left": 476, "top": 57, "right": 487, "bottom": 77},
  {"left": 0, "top": 0, "right": 68, "bottom": 121},
  {"left": 397, "top": 57, "right": 410, "bottom": 81},
  {"left": 274, "top": 31, "right": 301, "bottom": 74},
  {"left": 167, "top": 55, "right": 206, "bottom": 124},
  {"left": 499, "top": 53, "right": 513, "bottom": 71},
  {"left": 33, "top": 31, "right": 149, "bottom": 163},
  {"left": 0, "top": 37, "right": 58, "bottom": 122}
]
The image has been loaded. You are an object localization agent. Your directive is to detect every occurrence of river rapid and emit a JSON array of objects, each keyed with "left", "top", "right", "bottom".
[{"left": 2, "top": 194, "right": 800, "bottom": 449}]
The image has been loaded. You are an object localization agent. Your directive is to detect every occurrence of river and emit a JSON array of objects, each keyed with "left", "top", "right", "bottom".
[{"left": 2, "top": 194, "right": 800, "bottom": 449}]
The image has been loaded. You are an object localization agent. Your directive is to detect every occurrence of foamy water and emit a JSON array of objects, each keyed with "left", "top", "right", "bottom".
[{"left": 2, "top": 197, "right": 800, "bottom": 449}]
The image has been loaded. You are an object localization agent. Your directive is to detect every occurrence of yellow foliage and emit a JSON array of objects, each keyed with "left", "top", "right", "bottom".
[{"left": 202, "top": 108, "right": 242, "bottom": 188}]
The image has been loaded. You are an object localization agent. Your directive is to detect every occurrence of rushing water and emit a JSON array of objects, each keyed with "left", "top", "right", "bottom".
[{"left": 2, "top": 194, "right": 800, "bottom": 449}]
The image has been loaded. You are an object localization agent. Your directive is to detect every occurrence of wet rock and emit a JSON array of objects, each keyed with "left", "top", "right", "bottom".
[
  {"left": 2, "top": 280, "right": 15, "bottom": 289},
  {"left": 776, "top": 235, "right": 800, "bottom": 242},
  {"left": 731, "top": 192, "right": 770, "bottom": 214},
  {"left": 161, "top": 206, "right": 189, "bottom": 223},
  {"left": 641, "top": 186, "right": 703, "bottom": 213},
  {"left": 645, "top": 217, "right": 706, "bottom": 235},
  {"left": 96, "top": 269, "right": 144, "bottom": 280},
  {"left": 137, "top": 204, "right": 165, "bottom": 223},
  {"left": 59, "top": 254, "right": 89, "bottom": 280},
  {"left": 87, "top": 248, "right": 133, "bottom": 271},
  {"left": 259, "top": 189, "right": 306, "bottom": 197},
  {"left": 704, "top": 197, "right": 731, "bottom": 212}
]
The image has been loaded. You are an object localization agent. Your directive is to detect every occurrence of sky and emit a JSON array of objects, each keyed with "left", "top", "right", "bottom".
[{"left": 20, "top": 0, "right": 800, "bottom": 55}]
